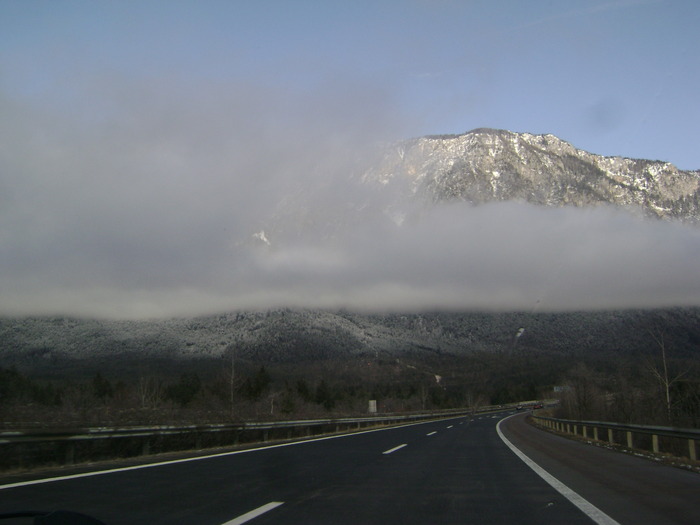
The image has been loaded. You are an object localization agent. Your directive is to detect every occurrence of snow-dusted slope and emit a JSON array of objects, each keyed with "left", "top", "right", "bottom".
[
  {"left": 362, "top": 128, "right": 700, "bottom": 224},
  {"left": 251, "top": 128, "right": 699, "bottom": 249},
  {"left": 3, "top": 308, "right": 700, "bottom": 373}
]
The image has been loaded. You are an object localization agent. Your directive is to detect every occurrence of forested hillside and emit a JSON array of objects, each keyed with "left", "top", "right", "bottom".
[
  {"left": 2, "top": 308, "right": 699, "bottom": 372},
  {"left": 1, "top": 308, "right": 698, "bottom": 428}
]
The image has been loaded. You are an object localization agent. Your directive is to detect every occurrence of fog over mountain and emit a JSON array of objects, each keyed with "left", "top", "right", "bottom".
[{"left": 2, "top": 116, "right": 699, "bottom": 318}]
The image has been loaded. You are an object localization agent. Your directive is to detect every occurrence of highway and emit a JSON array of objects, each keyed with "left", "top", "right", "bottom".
[{"left": 1, "top": 411, "right": 698, "bottom": 524}]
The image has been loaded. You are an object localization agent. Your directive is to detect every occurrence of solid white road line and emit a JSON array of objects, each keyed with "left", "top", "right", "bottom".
[
  {"left": 382, "top": 444, "right": 407, "bottom": 455},
  {"left": 222, "top": 502, "right": 284, "bottom": 525},
  {"left": 426, "top": 431, "right": 437, "bottom": 436},
  {"left": 496, "top": 415, "right": 621, "bottom": 525}
]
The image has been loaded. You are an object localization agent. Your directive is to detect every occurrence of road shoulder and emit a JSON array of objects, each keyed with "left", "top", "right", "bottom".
[{"left": 499, "top": 413, "right": 700, "bottom": 525}]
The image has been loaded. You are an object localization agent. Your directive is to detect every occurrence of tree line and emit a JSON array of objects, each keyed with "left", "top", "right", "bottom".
[
  {"left": 1, "top": 339, "right": 698, "bottom": 428},
  {"left": 556, "top": 355, "right": 700, "bottom": 428},
  {"left": 0, "top": 359, "right": 466, "bottom": 427}
]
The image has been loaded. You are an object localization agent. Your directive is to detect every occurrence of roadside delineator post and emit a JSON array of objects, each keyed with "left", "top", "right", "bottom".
[{"left": 689, "top": 439, "right": 697, "bottom": 461}]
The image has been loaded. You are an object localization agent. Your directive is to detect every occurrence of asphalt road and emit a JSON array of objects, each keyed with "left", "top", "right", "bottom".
[
  {"left": 500, "top": 412, "right": 700, "bottom": 525},
  {"left": 0, "top": 411, "right": 697, "bottom": 524}
]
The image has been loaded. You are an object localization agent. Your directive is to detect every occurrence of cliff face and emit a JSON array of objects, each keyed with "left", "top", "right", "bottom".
[{"left": 363, "top": 128, "right": 700, "bottom": 225}]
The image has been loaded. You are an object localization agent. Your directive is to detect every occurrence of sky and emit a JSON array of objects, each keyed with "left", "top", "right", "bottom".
[{"left": 1, "top": 0, "right": 699, "bottom": 319}]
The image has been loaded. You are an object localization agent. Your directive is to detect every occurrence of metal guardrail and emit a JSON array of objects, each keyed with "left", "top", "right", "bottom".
[
  {"left": 530, "top": 414, "right": 699, "bottom": 462},
  {"left": 1, "top": 406, "right": 508, "bottom": 471},
  {"left": 0, "top": 410, "right": 471, "bottom": 445}
]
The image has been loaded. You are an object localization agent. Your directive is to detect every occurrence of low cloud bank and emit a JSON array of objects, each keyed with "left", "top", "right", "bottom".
[{"left": 2, "top": 84, "right": 699, "bottom": 319}]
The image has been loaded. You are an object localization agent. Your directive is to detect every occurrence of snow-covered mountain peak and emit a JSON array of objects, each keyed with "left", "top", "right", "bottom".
[
  {"left": 252, "top": 128, "right": 699, "bottom": 251},
  {"left": 363, "top": 128, "right": 699, "bottom": 224}
]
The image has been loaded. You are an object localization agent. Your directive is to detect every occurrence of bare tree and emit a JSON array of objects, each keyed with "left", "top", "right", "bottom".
[
  {"left": 562, "top": 362, "right": 604, "bottom": 420},
  {"left": 223, "top": 345, "right": 238, "bottom": 420},
  {"left": 137, "top": 375, "right": 163, "bottom": 410},
  {"left": 647, "top": 330, "right": 686, "bottom": 423},
  {"left": 268, "top": 390, "right": 282, "bottom": 416}
]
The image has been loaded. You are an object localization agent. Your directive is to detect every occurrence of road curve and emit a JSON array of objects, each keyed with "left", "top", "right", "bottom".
[
  {"left": 499, "top": 412, "right": 700, "bottom": 525},
  {"left": 0, "top": 412, "right": 697, "bottom": 524}
]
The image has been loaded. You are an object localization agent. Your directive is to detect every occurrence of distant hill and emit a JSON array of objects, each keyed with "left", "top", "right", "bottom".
[{"left": 2, "top": 308, "right": 699, "bottom": 376}]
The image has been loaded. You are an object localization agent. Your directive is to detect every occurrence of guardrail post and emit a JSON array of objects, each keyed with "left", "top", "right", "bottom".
[
  {"left": 529, "top": 416, "right": 699, "bottom": 464},
  {"left": 65, "top": 443, "right": 75, "bottom": 465},
  {"left": 142, "top": 439, "right": 150, "bottom": 456}
]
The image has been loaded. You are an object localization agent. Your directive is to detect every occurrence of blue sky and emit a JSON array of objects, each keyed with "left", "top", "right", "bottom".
[
  {"left": 2, "top": 0, "right": 698, "bottom": 167},
  {"left": 1, "top": 0, "right": 699, "bottom": 318}
]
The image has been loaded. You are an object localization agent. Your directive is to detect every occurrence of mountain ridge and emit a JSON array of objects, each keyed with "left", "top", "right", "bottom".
[
  {"left": 3, "top": 308, "right": 699, "bottom": 375},
  {"left": 361, "top": 128, "right": 700, "bottom": 225},
  {"left": 3, "top": 129, "right": 699, "bottom": 369}
]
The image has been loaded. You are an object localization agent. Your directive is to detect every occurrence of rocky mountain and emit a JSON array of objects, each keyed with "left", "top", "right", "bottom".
[
  {"left": 362, "top": 128, "right": 700, "bottom": 225},
  {"left": 256, "top": 128, "right": 699, "bottom": 248}
]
